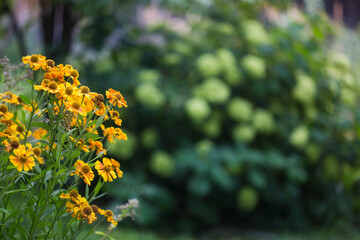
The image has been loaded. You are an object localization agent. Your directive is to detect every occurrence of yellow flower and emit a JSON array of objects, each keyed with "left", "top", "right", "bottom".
[
  {"left": 60, "top": 190, "right": 81, "bottom": 201},
  {"left": 32, "top": 128, "right": 48, "bottom": 139},
  {"left": 65, "top": 101, "right": 87, "bottom": 116},
  {"left": 95, "top": 158, "right": 117, "bottom": 182},
  {"left": 0, "top": 128, "right": 15, "bottom": 138},
  {"left": 34, "top": 80, "right": 61, "bottom": 94},
  {"left": 88, "top": 140, "right": 106, "bottom": 155},
  {"left": 9, "top": 145, "right": 35, "bottom": 171},
  {"left": 32, "top": 146, "right": 44, "bottom": 164},
  {"left": 106, "top": 88, "right": 127, "bottom": 108},
  {"left": 99, "top": 209, "right": 117, "bottom": 226},
  {"left": 110, "top": 158, "right": 123, "bottom": 178},
  {"left": 71, "top": 160, "right": 94, "bottom": 185},
  {"left": 0, "top": 104, "right": 14, "bottom": 121},
  {"left": 109, "top": 110, "right": 122, "bottom": 126},
  {"left": 44, "top": 69, "right": 65, "bottom": 85},
  {"left": 0, "top": 92, "right": 19, "bottom": 104},
  {"left": 81, "top": 205, "right": 97, "bottom": 224},
  {"left": 22, "top": 54, "right": 46, "bottom": 70},
  {"left": 2, "top": 137, "right": 20, "bottom": 152},
  {"left": 100, "top": 125, "right": 127, "bottom": 143},
  {"left": 58, "top": 82, "right": 81, "bottom": 101},
  {"left": 86, "top": 124, "right": 99, "bottom": 135}
]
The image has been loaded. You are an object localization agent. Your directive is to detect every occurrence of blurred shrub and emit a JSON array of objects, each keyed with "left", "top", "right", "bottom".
[{"left": 73, "top": 0, "right": 360, "bottom": 232}]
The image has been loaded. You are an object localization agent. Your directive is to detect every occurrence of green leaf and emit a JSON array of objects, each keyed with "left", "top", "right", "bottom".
[
  {"left": 92, "top": 181, "right": 103, "bottom": 200},
  {"left": 0, "top": 208, "right": 9, "bottom": 214},
  {"left": 19, "top": 95, "right": 31, "bottom": 105},
  {"left": 91, "top": 192, "right": 107, "bottom": 201},
  {"left": 4, "top": 188, "right": 30, "bottom": 195},
  {"left": 94, "top": 231, "right": 116, "bottom": 240},
  {"left": 85, "top": 185, "right": 89, "bottom": 199},
  {"left": 9, "top": 222, "right": 28, "bottom": 239},
  {"left": 68, "top": 150, "right": 81, "bottom": 160},
  {"left": 55, "top": 169, "right": 67, "bottom": 177},
  {"left": 82, "top": 132, "right": 100, "bottom": 140},
  {"left": 21, "top": 111, "right": 26, "bottom": 123},
  {"left": 44, "top": 170, "right": 52, "bottom": 182},
  {"left": 26, "top": 79, "right": 34, "bottom": 85},
  {"left": 30, "top": 122, "right": 50, "bottom": 131}
]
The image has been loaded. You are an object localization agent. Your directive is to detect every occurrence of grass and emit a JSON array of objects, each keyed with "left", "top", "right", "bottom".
[{"left": 76, "top": 223, "right": 360, "bottom": 240}]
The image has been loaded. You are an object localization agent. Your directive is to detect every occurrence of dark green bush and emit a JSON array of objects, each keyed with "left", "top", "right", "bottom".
[{"left": 75, "top": 1, "right": 360, "bottom": 232}]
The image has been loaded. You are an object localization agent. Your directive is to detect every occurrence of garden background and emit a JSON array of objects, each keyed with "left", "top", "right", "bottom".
[{"left": 2, "top": 0, "right": 360, "bottom": 239}]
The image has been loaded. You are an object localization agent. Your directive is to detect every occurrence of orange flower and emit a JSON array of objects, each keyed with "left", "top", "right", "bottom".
[
  {"left": 34, "top": 80, "right": 61, "bottom": 94},
  {"left": 100, "top": 125, "right": 127, "bottom": 143},
  {"left": 2, "top": 137, "right": 20, "bottom": 152},
  {"left": 88, "top": 140, "right": 106, "bottom": 155},
  {"left": 0, "top": 128, "right": 15, "bottom": 138},
  {"left": 33, "top": 128, "right": 48, "bottom": 139},
  {"left": 65, "top": 101, "right": 87, "bottom": 116},
  {"left": 64, "top": 194, "right": 97, "bottom": 223},
  {"left": 86, "top": 124, "right": 99, "bottom": 135},
  {"left": 44, "top": 69, "right": 65, "bottom": 84},
  {"left": 95, "top": 158, "right": 116, "bottom": 182},
  {"left": 60, "top": 190, "right": 81, "bottom": 201},
  {"left": 71, "top": 160, "right": 94, "bottom": 185},
  {"left": 106, "top": 88, "right": 127, "bottom": 108},
  {"left": 99, "top": 209, "right": 117, "bottom": 226},
  {"left": 9, "top": 145, "right": 35, "bottom": 171},
  {"left": 0, "top": 104, "right": 14, "bottom": 121},
  {"left": 31, "top": 146, "right": 44, "bottom": 164},
  {"left": 110, "top": 158, "right": 123, "bottom": 178},
  {"left": 66, "top": 66, "right": 81, "bottom": 87},
  {"left": 0, "top": 92, "right": 19, "bottom": 104},
  {"left": 109, "top": 110, "right": 122, "bottom": 126},
  {"left": 94, "top": 101, "right": 106, "bottom": 117},
  {"left": 22, "top": 54, "right": 46, "bottom": 70},
  {"left": 58, "top": 82, "right": 81, "bottom": 101}
]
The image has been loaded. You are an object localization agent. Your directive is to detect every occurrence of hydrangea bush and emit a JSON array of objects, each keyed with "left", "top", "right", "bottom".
[
  {"left": 72, "top": 1, "right": 360, "bottom": 231},
  {"left": 0, "top": 54, "right": 130, "bottom": 239}
]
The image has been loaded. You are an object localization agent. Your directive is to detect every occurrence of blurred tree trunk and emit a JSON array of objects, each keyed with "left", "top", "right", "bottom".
[
  {"left": 2, "top": 0, "right": 27, "bottom": 56},
  {"left": 40, "top": 0, "right": 78, "bottom": 61},
  {"left": 323, "top": 0, "right": 360, "bottom": 28}
]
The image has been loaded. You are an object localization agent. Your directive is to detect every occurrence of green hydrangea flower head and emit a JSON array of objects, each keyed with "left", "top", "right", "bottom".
[
  {"left": 242, "top": 19, "right": 271, "bottom": 45},
  {"left": 232, "top": 124, "right": 256, "bottom": 143},
  {"left": 196, "top": 139, "right": 214, "bottom": 157},
  {"left": 216, "top": 48, "right": 241, "bottom": 85},
  {"left": 196, "top": 53, "right": 222, "bottom": 77},
  {"left": 241, "top": 55, "right": 266, "bottom": 80},
  {"left": 150, "top": 151, "right": 174, "bottom": 178},
  {"left": 330, "top": 51, "right": 351, "bottom": 71},
  {"left": 290, "top": 125, "right": 309, "bottom": 148},
  {"left": 341, "top": 88, "right": 356, "bottom": 107},
  {"left": 139, "top": 69, "right": 161, "bottom": 84},
  {"left": 185, "top": 97, "right": 211, "bottom": 122},
  {"left": 227, "top": 97, "right": 253, "bottom": 121},
  {"left": 237, "top": 186, "right": 259, "bottom": 212},
  {"left": 194, "top": 77, "right": 230, "bottom": 104},
  {"left": 253, "top": 109, "right": 274, "bottom": 133},
  {"left": 292, "top": 72, "right": 316, "bottom": 105},
  {"left": 163, "top": 53, "right": 182, "bottom": 65},
  {"left": 215, "top": 22, "right": 236, "bottom": 36},
  {"left": 324, "top": 155, "right": 339, "bottom": 180},
  {"left": 141, "top": 128, "right": 158, "bottom": 149},
  {"left": 135, "top": 82, "right": 166, "bottom": 108},
  {"left": 202, "top": 116, "right": 222, "bottom": 138}
]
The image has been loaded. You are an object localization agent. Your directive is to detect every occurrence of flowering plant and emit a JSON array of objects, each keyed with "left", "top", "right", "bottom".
[{"left": 0, "top": 54, "right": 129, "bottom": 239}]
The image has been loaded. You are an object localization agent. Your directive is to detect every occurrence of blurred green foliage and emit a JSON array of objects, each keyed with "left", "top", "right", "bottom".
[{"left": 67, "top": 0, "right": 360, "bottom": 232}]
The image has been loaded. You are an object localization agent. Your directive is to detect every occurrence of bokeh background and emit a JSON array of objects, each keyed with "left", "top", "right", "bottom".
[{"left": 2, "top": 0, "right": 360, "bottom": 239}]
